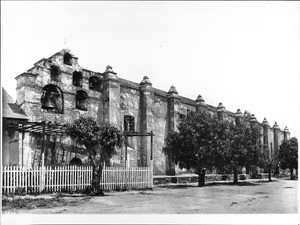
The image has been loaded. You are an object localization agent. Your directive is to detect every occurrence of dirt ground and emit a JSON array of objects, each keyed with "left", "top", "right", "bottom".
[{"left": 2, "top": 179, "right": 298, "bottom": 214}]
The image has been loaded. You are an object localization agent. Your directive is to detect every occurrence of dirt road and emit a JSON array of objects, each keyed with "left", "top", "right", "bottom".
[{"left": 4, "top": 179, "right": 298, "bottom": 214}]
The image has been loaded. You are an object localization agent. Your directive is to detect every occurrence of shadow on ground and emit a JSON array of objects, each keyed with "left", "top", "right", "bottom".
[{"left": 206, "top": 181, "right": 260, "bottom": 186}]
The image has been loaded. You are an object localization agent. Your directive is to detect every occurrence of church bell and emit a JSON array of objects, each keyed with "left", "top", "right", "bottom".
[
  {"left": 42, "top": 97, "right": 56, "bottom": 109},
  {"left": 42, "top": 91, "right": 56, "bottom": 110}
]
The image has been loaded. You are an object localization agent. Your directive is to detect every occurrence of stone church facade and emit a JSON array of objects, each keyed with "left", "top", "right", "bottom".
[{"left": 3, "top": 49, "right": 290, "bottom": 175}]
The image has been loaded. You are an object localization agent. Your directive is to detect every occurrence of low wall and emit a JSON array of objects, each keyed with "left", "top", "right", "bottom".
[{"left": 153, "top": 173, "right": 252, "bottom": 185}]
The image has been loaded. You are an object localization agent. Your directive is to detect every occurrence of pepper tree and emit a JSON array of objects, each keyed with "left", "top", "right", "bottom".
[{"left": 66, "top": 117, "right": 124, "bottom": 195}]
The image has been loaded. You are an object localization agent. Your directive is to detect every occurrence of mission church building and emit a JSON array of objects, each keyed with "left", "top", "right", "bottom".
[{"left": 2, "top": 49, "right": 291, "bottom": 175}]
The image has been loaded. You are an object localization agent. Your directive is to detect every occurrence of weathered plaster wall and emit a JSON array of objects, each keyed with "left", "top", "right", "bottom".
[
  {"left": 2, "top": 130, "right": 10, "bottom": 166},
  {"left": 153, "top": 95, "right": 168, "bottom": 174},
  {"left": 268, "top": 129, "right": 275, "bottom": 155},
  {"left": 278, "top": 131, "right": 284, "bottom": 148},
  {"left": 2, "top": 128, "right": 19, "bottom": 166},
  {"left": 119, "top": 86, "right": 141, "bottom": 167}
]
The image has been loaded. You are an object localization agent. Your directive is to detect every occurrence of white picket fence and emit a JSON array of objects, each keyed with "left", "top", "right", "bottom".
[
  {"left": 100, "top": 166, "right": 152, "bottom": 191},
  {"left": 2, "top": 165, "right": 153, "bottom": 194}
]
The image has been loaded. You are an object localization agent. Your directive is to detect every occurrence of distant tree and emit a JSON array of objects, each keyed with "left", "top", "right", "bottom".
[
  {"left": 163, "top": 110, "right": 228, "bottom": 187},
  {"left": 259, "top": 144, "right": 278, "bottom": 182},
  {"left": 224, "top": 121, "right": 263, "bottom": 184},
  {"left": 278, "top": 137, "right": 298, "bottom": 180},
  {"left": 244, "top": 123, "right": 264, "bottom": 175},
  {"left": 223, "top": 122, "right": 248, "bottom": 184},
  {"left": 66, "top": 117, "right": 124, "bottom": 195}
]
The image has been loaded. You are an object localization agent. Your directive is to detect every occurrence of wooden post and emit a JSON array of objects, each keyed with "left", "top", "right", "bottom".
[
  {"left": 125, "top": 136, "right": 128, "bottom": 188},
  {"left": 40, "top": 153, "right": 45, "bottom": 192},
  {"left": 150, "top": 131, "right": 154, "bottom": 188},
  {"left": 125, "top": 136, "right": 128, "bottom": 168},
  {"left": 21, "top": 124, "right": 25, "bottom": 167},
  {"left": 39, "top": 121, "right": 46, "bottom": 167}
]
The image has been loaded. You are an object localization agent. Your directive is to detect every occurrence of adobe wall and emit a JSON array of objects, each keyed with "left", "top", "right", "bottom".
[{"left": 13, "top": 49, "right": 291, "bottom": 174}]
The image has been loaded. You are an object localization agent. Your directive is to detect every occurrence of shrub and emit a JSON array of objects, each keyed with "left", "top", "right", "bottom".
[
  {"left": 14, "top": 187, "right": 26, "bottom": 196},
  {"left": 82, "top": 185, "right": 93, "bottom": 194},
  {"left": 221, "top": 175, "right": 229, "bottom": 181},
  {"left": 239, "top": 174, "right": 247, "bottom": 180}
]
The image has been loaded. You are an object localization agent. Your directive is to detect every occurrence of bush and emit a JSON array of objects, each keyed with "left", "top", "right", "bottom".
[
  {"left": 221, "top": 175, "right": 229, "bottom": 181},
  {"left": 14, "top": 187, "right": 26, "bottom": 196},
  {"left": 82, "top": 185, "right": 94, "bottom": 195},
  {"left": 115, "top": 185, "right": 129, "bottom": 191}
]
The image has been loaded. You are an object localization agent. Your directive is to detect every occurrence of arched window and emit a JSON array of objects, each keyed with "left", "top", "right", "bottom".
[
  {"left": 124, "top": 115, "right": 135, "bottom": 133},
  {"left": 41, "top": 84, "right": 64, "bottom": 113},
  {"left": 70, "top": 157, "right": 82, "bottom": 166},
  {"left": 50, "top": 65, "right": 60, "bottom": 81},
  {"left": 89, "top": 76, "right": 102, "bottom": 92},
  {"left": 76, "top": 90, "right": 88, "bottom": 111},
  {"left": 63, "top": 53, "right": 72, "bottom": 65},
  {"left": 73, "top": 71, "right": 82, "bottom": 87}
]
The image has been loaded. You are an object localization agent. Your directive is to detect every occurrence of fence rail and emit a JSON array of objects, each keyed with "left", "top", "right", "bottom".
[{"left": 2, "top": 165, "right": 153, "bottom": 194}]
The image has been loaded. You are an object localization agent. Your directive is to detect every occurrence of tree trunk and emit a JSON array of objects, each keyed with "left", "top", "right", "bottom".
[
  {"left": 233, "top": 167, "right": 238, "bottom": 184},
  {"left": 246, "top": 165, "right": 250, "bottom": 174},
  {"left": 91, "top": 164, "right": 104, "bottom": 195},
  {"left": 197, "top": 173, "right": 202, "bottom": 187},
  {"left": 290, "top": 168, "right": 294, "bottom": 180},
  {"left": 201, "top": 169, "right": 206, "bottom": 186},
  {"left": 268, "top": 165, "right": 272, "bottom": 182}
]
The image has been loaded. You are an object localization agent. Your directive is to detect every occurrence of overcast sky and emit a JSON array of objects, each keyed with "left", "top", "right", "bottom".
[{"left": 1, "top": 1, "right": 300, "bottom": 138}]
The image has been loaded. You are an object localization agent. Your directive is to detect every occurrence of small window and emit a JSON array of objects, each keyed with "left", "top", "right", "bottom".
[
  {"left": 73, "top": 71, "right": 82, "bottom": 87},
  {"left": 124, "top": 115, "right": 135, "bottom": 133},
  {"left": 41, "top": 84, "right": 64, "bottom": 114},
  {"left": 50, "top": 65, "right": 60, "bottom": 81},
  {"left": 76, "top": 90, "right": 88, "bottom": 111},
  {"left": 89, "top": 76, "right": 102, "bottom": 92},
  {"left": 63, "top": 53, "right": 72, "bottom": 65}
]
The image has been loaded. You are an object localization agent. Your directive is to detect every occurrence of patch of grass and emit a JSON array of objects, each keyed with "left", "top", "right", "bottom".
[{"left": 2, "top": 197, "right": 67, "bottom": 212}]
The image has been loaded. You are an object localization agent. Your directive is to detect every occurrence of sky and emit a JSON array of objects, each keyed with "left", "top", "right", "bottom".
[{"left": 1, "top": 1, "right": 300, "bottom": 139}]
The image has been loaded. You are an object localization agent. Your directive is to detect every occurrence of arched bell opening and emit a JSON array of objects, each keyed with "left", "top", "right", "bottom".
[
  {"left": 73, "top": 71, "right": 83, "bottom": 87},
  {"left": 41, "top": 84, "right": 64, "bottom": 114},
  {"left": 76, "top": 90, "right": 88, "bottom": 111},
  {"left": 50, "top": 65, "right": 60, "bottom": 81},
  {"left": 89, "top": 76, "right": 102, "bottom": 92},
  {"left": 63, "top": 53, "right": 72, "bottom": 66}
]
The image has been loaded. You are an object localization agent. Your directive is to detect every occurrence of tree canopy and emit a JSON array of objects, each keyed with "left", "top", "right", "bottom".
[
  {"left": 278, "top": 137, "right": 298, "bottom": 179},
  {"left": 163, "top": 110, "right": 265, "bottom": 185},
  {"left": 163, "top": 110, "right": 229, "bottom": 186},
  {"left": 66, "top": 117, "right": 124, "bottom": 194},
  {"left": 223, "top": 121, "right": 263, "bottom": 183}
]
